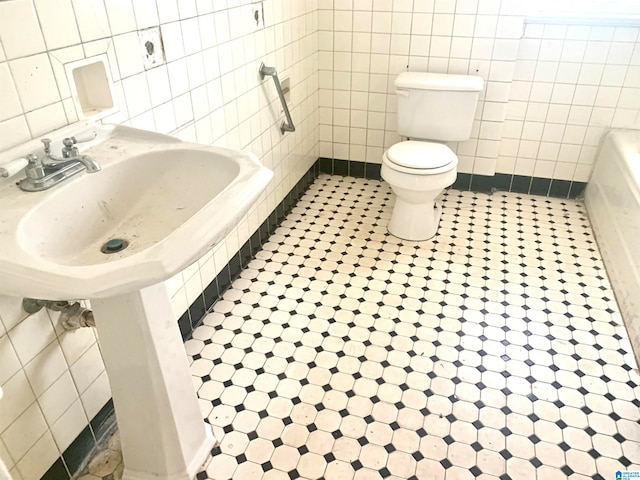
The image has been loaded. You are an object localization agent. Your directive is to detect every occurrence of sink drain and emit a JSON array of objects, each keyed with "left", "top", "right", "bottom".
[{"left": 101, "top": 238, "right": 129, "bottom": 254}]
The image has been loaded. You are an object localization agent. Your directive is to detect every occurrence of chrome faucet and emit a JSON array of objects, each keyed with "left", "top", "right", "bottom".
[
  {"left": 19, "top": 134, "right": 100, "bottom": 192},
  {"left": 40, "top": 137, "right": 101, "bottom": 171}
]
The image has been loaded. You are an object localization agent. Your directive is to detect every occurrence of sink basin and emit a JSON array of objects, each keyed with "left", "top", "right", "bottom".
[
  {"left": 0, "top": 124, "right": 273, "bottom": 299},
  {"left": 0, "top": 123, "right": 274, "bottom": 480}
]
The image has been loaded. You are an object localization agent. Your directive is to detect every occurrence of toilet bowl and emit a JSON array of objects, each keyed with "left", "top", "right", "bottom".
[{"left": 381, "top": 140, "right": 457, "bottom": 241}]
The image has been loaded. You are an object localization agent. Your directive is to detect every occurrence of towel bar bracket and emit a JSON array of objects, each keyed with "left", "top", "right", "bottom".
[{"left": 259, "top": 62, "right": 296, "bottom": 135}]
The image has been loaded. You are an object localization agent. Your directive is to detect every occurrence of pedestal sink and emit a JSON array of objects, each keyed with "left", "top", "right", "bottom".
[{"left": 0, "top": 123, "right": 273, "bottom": 480}]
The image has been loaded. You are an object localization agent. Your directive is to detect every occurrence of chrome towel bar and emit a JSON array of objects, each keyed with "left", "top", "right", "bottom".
[{"left": 259, "top": 62, "right": 296, "bottom": 135}]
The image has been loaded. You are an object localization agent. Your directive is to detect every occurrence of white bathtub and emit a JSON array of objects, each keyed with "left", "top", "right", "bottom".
[{"left": 585, "top": 130, "right": 640, "bottom": 356}]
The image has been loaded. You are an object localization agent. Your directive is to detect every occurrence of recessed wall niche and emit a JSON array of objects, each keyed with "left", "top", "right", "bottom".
[{"left": 65, "top": 55, "right": 117, "bottom": 121}]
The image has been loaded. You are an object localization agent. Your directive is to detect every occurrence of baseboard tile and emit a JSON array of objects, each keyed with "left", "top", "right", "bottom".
[{"left": 320, "top": 158, "right": 586, "bottom": 200}]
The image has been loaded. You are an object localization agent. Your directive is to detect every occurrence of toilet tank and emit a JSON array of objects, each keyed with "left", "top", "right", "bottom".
[{"left": 395, "top": 72, "right": 484, "bottom": 141}]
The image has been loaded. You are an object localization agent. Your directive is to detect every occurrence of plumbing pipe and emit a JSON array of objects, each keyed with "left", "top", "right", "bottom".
[
  {"left": 59, "top": 302, "right": 96, "bottom": 330},
  {"left": 22, "top": 298, "right": 95, "bottom": 330}
]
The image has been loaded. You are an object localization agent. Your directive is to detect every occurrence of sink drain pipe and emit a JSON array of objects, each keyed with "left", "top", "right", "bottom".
[
  {"left": 58, "top": 301, "right": 95, "bottom": 329},
  {"left": 22, "top": 298, "right": 95, "bottom": 330}
]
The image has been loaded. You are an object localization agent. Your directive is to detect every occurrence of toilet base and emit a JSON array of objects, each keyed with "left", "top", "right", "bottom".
[{"left": 387, "top": 197, "right": 443, "bottom": 241}]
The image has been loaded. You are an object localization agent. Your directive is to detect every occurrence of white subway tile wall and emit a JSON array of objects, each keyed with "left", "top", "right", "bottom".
[
  {"left": 318, "top": 0, "right": 525, "bottom": 175},
  {"left": 500, "top": 23, "right": 640, "bottom": 182},
  {"left": 0, "top": 0, "right": 319, "bottom": 478}
]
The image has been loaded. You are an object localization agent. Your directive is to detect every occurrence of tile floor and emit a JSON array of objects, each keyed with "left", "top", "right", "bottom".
[
  {"left": 83, "top": 175, "right": 640, "bottom": 480},
  {"left": 77, "top": 431, "right": 122, "bottom": 480}
]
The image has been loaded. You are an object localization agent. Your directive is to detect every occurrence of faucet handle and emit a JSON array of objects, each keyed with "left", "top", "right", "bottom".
[
  {"left": 41, "top": 138, "right": 52, "bottom": 154},
  {"left": 70, "top": 131, "right": 97, "bottom": 144},
  {"left": 24, "top": 153, "right": 45, "bottom": 180},
  {"left": 61, "top": 137, "right": 79, "bottom": 159}
]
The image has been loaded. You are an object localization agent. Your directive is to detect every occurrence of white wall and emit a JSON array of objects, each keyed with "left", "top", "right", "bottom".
[
  {"left": 499, "top": 23, "right": 640, "bottom": 182},
  {"left": 0, "top": 299, "right": 105, "bottom": 480},
  {"left": 318, "top": 0, "right": 640, "bottom": 181},
  {"left": 0, "top": 0, "right": 319, "bottom": 478},
  {"left": 318, "top": 0, "right": 524, "bottom": 176}
]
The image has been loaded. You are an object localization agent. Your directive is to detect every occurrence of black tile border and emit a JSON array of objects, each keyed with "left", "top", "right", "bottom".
[
  {"left": 41, "top": 458, "right": 68, "bottom": 480},
  {"left": 180, "top": 164, "right": 320, "bottom": 341},
  {"left": 549, "top": 179, "right": 571, "bottom": 198},
  {"left": 510, "top": 175, "right": 532, "bottom": 194},
  {"left": 530, "top": 177, "right": 552, "bottom": 196},
  {"left": 320, "top": 158, "right": 587, "bottom": 200},
  {"left": 318, "top": 157, "right": 382, "bottom": 181},
  {"left": 452, "top": 172, "right": 472, "bottom": 191},
  {"left": 569, "top": 181, "right": 587, "bottom": 198},
  {"left": 42, "top": 400, "right": 117, "bottom": 480},
  {"left": 90, "top": 399, "right": 116, "bottom": 444},
  {"left": 59, "top": 425, "right": 95, "bottom": 478}
]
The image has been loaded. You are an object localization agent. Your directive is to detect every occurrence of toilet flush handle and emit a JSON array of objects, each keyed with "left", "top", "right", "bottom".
[{"left": 395, "top": 89, "right": 410, "bottom": 97}]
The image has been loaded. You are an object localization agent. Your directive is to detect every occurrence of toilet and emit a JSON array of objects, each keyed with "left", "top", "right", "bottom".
[{"left": 381, "top": 71, "right": 484, "bottom": 241}]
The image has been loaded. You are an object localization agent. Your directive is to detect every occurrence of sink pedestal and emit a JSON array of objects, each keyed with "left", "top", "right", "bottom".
[{"left": 92, "top": 282, "right": 215, "bottom": 480}]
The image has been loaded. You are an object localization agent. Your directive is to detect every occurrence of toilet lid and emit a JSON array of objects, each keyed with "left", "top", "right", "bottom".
[{"left": 387, "top": 141, "right": 457, "bottom": 169}]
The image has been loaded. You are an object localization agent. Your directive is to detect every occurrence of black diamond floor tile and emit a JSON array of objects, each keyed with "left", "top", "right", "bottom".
[
  {"left": 197, "top": 176, "right": 640, "bottom": 479},
  {"left": 90, "top": 175, "right": 640, "bottom": 480}
]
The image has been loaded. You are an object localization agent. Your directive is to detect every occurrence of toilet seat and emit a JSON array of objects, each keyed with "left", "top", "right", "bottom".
[{"left": 384, "top": 141, "right": 458, "bottom": 175}]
